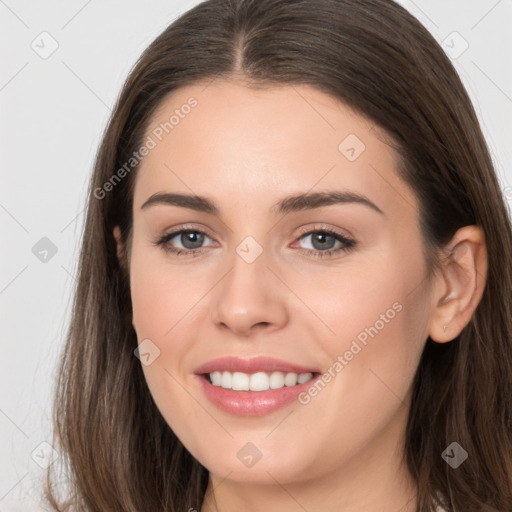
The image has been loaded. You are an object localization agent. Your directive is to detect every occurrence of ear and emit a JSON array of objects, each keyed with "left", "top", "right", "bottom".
[
  {"left": 113, "top": 226, "right": 127, "bottom": 271},
  {"left": 113, "top": 226, "right": 135, "bottom": 329},
  {"left": 428, "top": 225, "right": 488, "bottom": 343}
]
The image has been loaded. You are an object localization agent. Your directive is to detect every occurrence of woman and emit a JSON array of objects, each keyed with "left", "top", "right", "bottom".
[{"left": 45, "top": 0, "right": 512, "bottom": 510}]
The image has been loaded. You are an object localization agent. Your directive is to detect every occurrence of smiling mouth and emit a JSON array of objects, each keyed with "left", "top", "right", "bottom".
[{"left": 202, "top": 370, "right": 320, "bottom": 392}]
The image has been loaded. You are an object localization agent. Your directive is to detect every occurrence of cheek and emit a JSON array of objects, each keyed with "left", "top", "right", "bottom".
[
  {"left": 129, "top": 242, "right": 198, "bottom": 338},
  {"left": 290, "top": 267, "right": 429, "bottom": 472},
  {"left": 289, "top": 254, "right": 422, "bottom": 359},
  {"left": 128, "top": 248, "right": 201, "bottom": 435},
  {"left": 320, "top": 277, "right": 414, "bottom": 402},
  {"left": 314, "top": 255, "right": 430, "bottom": 420},
  {"left": 128, "top": 244, "right": 196, "bottom": 404},
  {"left": 128, "top": 243, "right": 210, "bottom": 394},
  {"left": 130, "top": 272, "right": 177, "bottom": 339}
]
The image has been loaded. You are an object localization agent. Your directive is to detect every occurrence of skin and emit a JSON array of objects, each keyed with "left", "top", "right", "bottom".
[{"left": 114, "top": 81, "right": 487, "bottom": 512}]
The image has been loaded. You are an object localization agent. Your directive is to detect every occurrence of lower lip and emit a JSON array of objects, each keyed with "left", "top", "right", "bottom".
[{"left": 195, "top": 374, "right": 321, "bottom": 417}]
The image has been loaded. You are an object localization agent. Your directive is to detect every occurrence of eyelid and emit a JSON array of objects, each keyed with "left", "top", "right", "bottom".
[
  {"left": 294, "top": 223, "right": 354, "bottom": 240},
  {"left": 164, "top": 223, "right": 217, "bottom": 241}
]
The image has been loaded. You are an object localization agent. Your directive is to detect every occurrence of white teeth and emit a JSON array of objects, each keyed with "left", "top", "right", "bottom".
[
  {"left": 284, "top": 372, "right": 298, "bottom": 386},
  {"left": 250, "top": 372, "right": 270, "bottom": 391},
  {"left": 232, "top": 372, "right": 249, "bottom": 390},
  {"left": 209, "top": 371, "right": 314, "bottom": 391},
  {"left": 269, "top": 371, "right": 285, "bottom": 389},
  {"left": 221, "top": 371, "right": 232, "bottom": 389},
  {"left": 297, "top": 372, "right": 313, "bottom": 384}
]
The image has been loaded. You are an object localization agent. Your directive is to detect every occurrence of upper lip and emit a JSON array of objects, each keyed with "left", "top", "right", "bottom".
[{"left": 194, "top": 356, "right": 319, "bottom": 375}]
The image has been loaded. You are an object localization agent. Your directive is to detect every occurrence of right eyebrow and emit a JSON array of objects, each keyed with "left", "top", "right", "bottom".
[{"left": 141, "top": 192, "right": 218, "bottom": 214}]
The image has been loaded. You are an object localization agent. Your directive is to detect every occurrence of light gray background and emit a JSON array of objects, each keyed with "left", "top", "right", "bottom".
[{"left": 1, "top": 1, "right": 511, "bottom": 510}]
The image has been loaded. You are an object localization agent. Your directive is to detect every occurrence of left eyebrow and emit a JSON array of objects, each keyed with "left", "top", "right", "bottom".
[
  {"left": 272, "top": 191, "right": 385, "bottom": 216},
  {"left": 140, "top": 190, "right": 384, "bottom": 216}
]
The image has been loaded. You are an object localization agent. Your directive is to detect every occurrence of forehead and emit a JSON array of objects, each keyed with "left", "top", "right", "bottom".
[{"left": 133, "top": 80, "right": 418, "bottom": 220}]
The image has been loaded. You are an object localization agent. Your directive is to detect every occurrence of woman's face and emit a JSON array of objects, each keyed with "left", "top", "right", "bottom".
[{"left": 123, "top": 81, "right": 434, "bottom": 486}]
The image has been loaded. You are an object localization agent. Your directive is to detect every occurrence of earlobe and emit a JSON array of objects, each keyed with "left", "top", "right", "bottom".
[
  {"left": 428, "top": 225, "right": 488, "bottom": 343},
  {"left": 113, "top": 226, "right": 126, "bottom": 270},
  {"left": 113, "top": 226, "right": 135, "bottom": 329}
]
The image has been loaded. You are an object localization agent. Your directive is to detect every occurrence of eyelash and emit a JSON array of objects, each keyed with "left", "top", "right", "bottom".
[{"left": 153, "top": 225, "right": 357, "bottom": 259}]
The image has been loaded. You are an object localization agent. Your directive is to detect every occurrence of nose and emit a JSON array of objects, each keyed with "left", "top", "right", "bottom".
[{"left": 210, "top": 246, "right": 289, "bottom": 338}]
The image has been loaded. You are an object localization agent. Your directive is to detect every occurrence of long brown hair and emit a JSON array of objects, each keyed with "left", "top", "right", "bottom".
[{"left": 44, "top": 0, "right": 512, "bottom": 510}]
